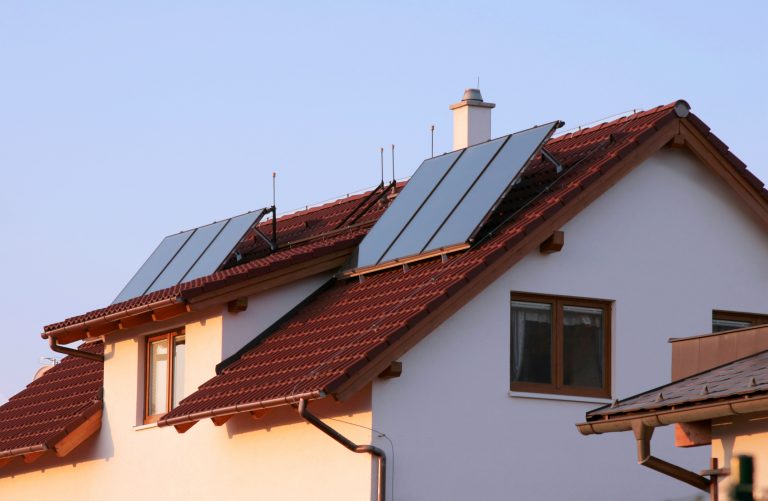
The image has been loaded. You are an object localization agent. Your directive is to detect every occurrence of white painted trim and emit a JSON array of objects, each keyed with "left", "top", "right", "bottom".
[
  {"left": 508, "top": 391, "right": 613, "bottom": 405},
  {"left": 132, "top": 422, "right": 158, "bottom": 432}
]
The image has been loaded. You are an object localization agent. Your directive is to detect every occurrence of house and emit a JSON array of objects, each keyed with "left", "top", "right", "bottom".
[
  {"left": 579, "top": 324, "right": 768, "bottom": 501},
  {"left": 2, "top": 90, "right": 768, "bottom": 501}
]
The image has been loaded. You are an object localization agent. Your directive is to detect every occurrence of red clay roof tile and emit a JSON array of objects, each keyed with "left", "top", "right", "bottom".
[{"left": 0, "top": 342, "right": 102, "bottom": 460}]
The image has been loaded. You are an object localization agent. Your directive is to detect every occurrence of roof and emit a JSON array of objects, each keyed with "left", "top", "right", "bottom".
[
  {"left": 578, "top": 348, "right": 768, "bottom": 437},
  {"left": 588, "top": 349, "right": 768, "bottom": 420},
  {"left": 0, "top": 342, "right": 103, "bottom": 464},
  {"left": 161, "top": 100, "right": 768, "bottom": 430},
  {"left": 43, "top": 183, "right": 396, "bottom": 340}
]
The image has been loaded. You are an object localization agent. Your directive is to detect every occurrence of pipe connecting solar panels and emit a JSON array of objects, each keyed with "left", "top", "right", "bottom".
[
  {"left": 113, "top": 209, "right": 265, "bottom": 304},
  {"left": 355, "top": 121, "right": 559, "bottom": 269}
]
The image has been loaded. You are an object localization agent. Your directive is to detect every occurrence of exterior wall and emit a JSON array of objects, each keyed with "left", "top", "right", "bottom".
[
  {"left": 0, "top": 273, "right": 373, "bottom": 501},
  {"left": 712, "top": 413, "right": 768, "bottom": 500},
  {"left": 372, "top": 148, "right": 768, "bottom": 500}
]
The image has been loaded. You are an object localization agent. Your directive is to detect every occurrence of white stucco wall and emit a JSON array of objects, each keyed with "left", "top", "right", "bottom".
[
  {"left": 372, "top": 148, "right": 768, "bottom": 500},
  {"left": 0, "top": 273, "right": 372, "bottom": 501}
]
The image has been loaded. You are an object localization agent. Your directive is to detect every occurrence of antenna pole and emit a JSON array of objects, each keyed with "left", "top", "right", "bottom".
[
  {"left": 430, "top": 125, "right": 435, "bottom": 158},
  {"left": 271, "top": 171, "right": 277, "bottom": 250},
  {"left": 391, "top": 144, "right": 395, "bottom": 182},
  {"left": 380, "top": 147, "right": 384, "bottom": 185}
]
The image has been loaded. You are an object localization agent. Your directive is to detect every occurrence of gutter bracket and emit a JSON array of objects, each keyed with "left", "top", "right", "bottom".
[
  {"left": 632, "top": 421, "right": 711, "bottom": 493},
  {"left": 298, "top": 398, "right": 386, "bottom": 501}
]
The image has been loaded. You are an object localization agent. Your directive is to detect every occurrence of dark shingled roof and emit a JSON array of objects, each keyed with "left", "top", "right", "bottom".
[{"left": 586, "top": 349, "right": 768, "bottom": 420}]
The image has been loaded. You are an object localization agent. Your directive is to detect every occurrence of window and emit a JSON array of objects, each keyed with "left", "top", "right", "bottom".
[
  {"left": 712, "top": 310, "right": 768, "bottom": 333},
  {"left": 144, "top": 330, "right": 185, "bottom": 423},
  {"left": 510, "top": 293, "right": 610, "bottom": 398}
]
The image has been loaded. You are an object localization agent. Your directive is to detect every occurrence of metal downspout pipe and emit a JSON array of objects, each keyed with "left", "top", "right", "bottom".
[
  {"left": 49, "top": 337, "right": 104, "bottom": 362},
  {"left": 298, "top": 398, "right": 386, "bottom": 501},
  {"left": 632, "top": 421, "right": 711, "bottom": 494}
]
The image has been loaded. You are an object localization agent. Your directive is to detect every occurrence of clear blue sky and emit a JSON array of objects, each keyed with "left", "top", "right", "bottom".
[{"left": 1, "top": 1, "right": 766, "bottom": 400}]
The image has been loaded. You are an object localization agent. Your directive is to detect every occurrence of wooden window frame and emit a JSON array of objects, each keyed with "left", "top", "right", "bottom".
[
  {"left": 510, "top": 292, "right": 611, "bottom": 399},
  {"left": 144, "top": 329, "right": 185, "bottom": 424},
  {"left": 712, "top": 310, "right": 768, "bottom": 332}
]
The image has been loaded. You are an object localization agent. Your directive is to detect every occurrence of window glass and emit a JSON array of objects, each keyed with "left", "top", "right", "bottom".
[
  {"left": 562, "top": 305, "right": 604, "bottom": 388},
  {"left": 172, "top": 335, "right": 186, "bottom": 408},
  {"left": 148, "top": 338, "right": 169, "bottom": 416},
  {"left": 510, "top": 301, "right": 552, "bottom": 384},
  {"left": 712, "top": 319, "right": 752, "bottom": 333}
]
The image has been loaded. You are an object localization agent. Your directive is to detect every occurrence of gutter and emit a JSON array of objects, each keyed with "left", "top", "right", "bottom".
[
  {"left": 41, "top": 297, "right": 184, "bottom": 340},
  {"left": 48, "top": 337, "right": 104, "bottom": 363},
  {"left": 0, "top": 444, "right": 48, "bottom": 460},
  {"left": 577, "top": 393, "right": 768, "bottom": 435},
  {"left": 158, "top": 391, "right": 324, "bottom": 428},
  {"left": 298, "top": 398, "right": 386, "bottom": 501}
]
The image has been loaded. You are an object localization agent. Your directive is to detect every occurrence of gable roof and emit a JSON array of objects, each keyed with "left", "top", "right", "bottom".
[
  {"left": 0, "top": 342, "right": 103, "bottom": 466},
  {"left": 159, "top": 100, "right": 768, "bottom": 431}
]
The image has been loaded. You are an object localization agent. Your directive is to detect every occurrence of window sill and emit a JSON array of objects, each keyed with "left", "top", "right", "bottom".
[
  {"left": 133, "top": 422, "right": 159, "bottom": 432},
  {"left": 508, "top": 391, "right": 612, "bottom": 405}
]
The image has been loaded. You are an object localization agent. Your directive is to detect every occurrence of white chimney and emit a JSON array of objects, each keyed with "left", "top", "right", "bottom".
[{"left": 449, "top": 88, "right": 495, "bottom": 150}]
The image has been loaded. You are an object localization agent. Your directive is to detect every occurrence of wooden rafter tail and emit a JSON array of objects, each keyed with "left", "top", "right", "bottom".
[
  {"left": 54, "top": 409, "right": 103, "bottom": 457},
  {"left": 151, "top": 303, "right": 191, "bottom": 322}
]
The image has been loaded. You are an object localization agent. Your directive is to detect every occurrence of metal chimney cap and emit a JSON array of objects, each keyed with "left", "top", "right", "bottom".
[
  {"left": 449, "top": 88, "right": 495, "bottom": 110},
  {"left": 462, "top": 88, "right": 484, "bottom": 102}
]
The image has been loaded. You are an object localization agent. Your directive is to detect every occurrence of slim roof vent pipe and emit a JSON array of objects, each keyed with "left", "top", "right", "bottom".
[{"left": 449, "top": 88, "right": 496, "bottom": 150}]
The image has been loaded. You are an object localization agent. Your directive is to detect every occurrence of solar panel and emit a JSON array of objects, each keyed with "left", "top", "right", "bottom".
[
  {"left": 113, "top": 230, "right": 194, "bottom": 304},
  {"left": 379, "top": 137, "right": 506, "bottom": 263},
  {"left": 182, "top": 210, "right": 265, "bottom": 283},
  {"left": 113, "top": 209, "right": 266, "bottom": 304},
  {"left": 424, "top": 122, "right": 559, "bottom": 252},
  {"left": 356, "top": 150, "right": 462, "bottom": 268},
  {"left": 353, "top": 121, "right": 559, "bottom": 270},
  {"left": 146, "top": 220, "right": 228, "bottom": 293}
]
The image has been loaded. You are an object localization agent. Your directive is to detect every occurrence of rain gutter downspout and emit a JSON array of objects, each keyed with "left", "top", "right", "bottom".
[
  {"left": 49, "top": 337, "right": 104, "bottom": 363},
  {"left": 632, "top": 421, "right": 710, "bottom": 493},
  {"left": 298, "top": 398, "right": 386, "bottom": 501}
]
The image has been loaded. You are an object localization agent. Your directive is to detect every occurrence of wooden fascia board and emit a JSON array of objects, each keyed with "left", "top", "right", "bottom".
[
  {"left": 332, "top": 118, "right": 680, "bottom": 401},
  {"left": 54, "top": 409, "right": 103, "bottom": 457},
  {"left": 679, "top": 120, "right": 768, "bottom": 231},
  {"left": 186, "top": 250, "right": 351, "bottom": 311}
]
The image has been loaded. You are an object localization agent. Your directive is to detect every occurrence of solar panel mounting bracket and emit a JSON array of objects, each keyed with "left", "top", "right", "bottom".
[{"left": 253, "top": 205, "right": 278, "bottom": 252}]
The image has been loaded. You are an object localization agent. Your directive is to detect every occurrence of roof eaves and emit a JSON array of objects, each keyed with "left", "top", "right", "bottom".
[{"left": 577, "top": 391, "right": 768, "bottom": 436}]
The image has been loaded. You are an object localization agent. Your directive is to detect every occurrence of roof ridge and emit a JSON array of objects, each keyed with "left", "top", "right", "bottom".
[{"left": 548, "top": 101, "right": 678, "bottom": 145}]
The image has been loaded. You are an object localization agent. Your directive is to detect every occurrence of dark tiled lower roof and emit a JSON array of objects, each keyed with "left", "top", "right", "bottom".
[
  {"left": 586, "top": 349, "right": 768, "bottom": 420},
  {"left": 0, "top": 342, "right": 103, "bottom": 459},
  {"left": 162, "top": 102, "right": 720, "bottom": 427}
]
